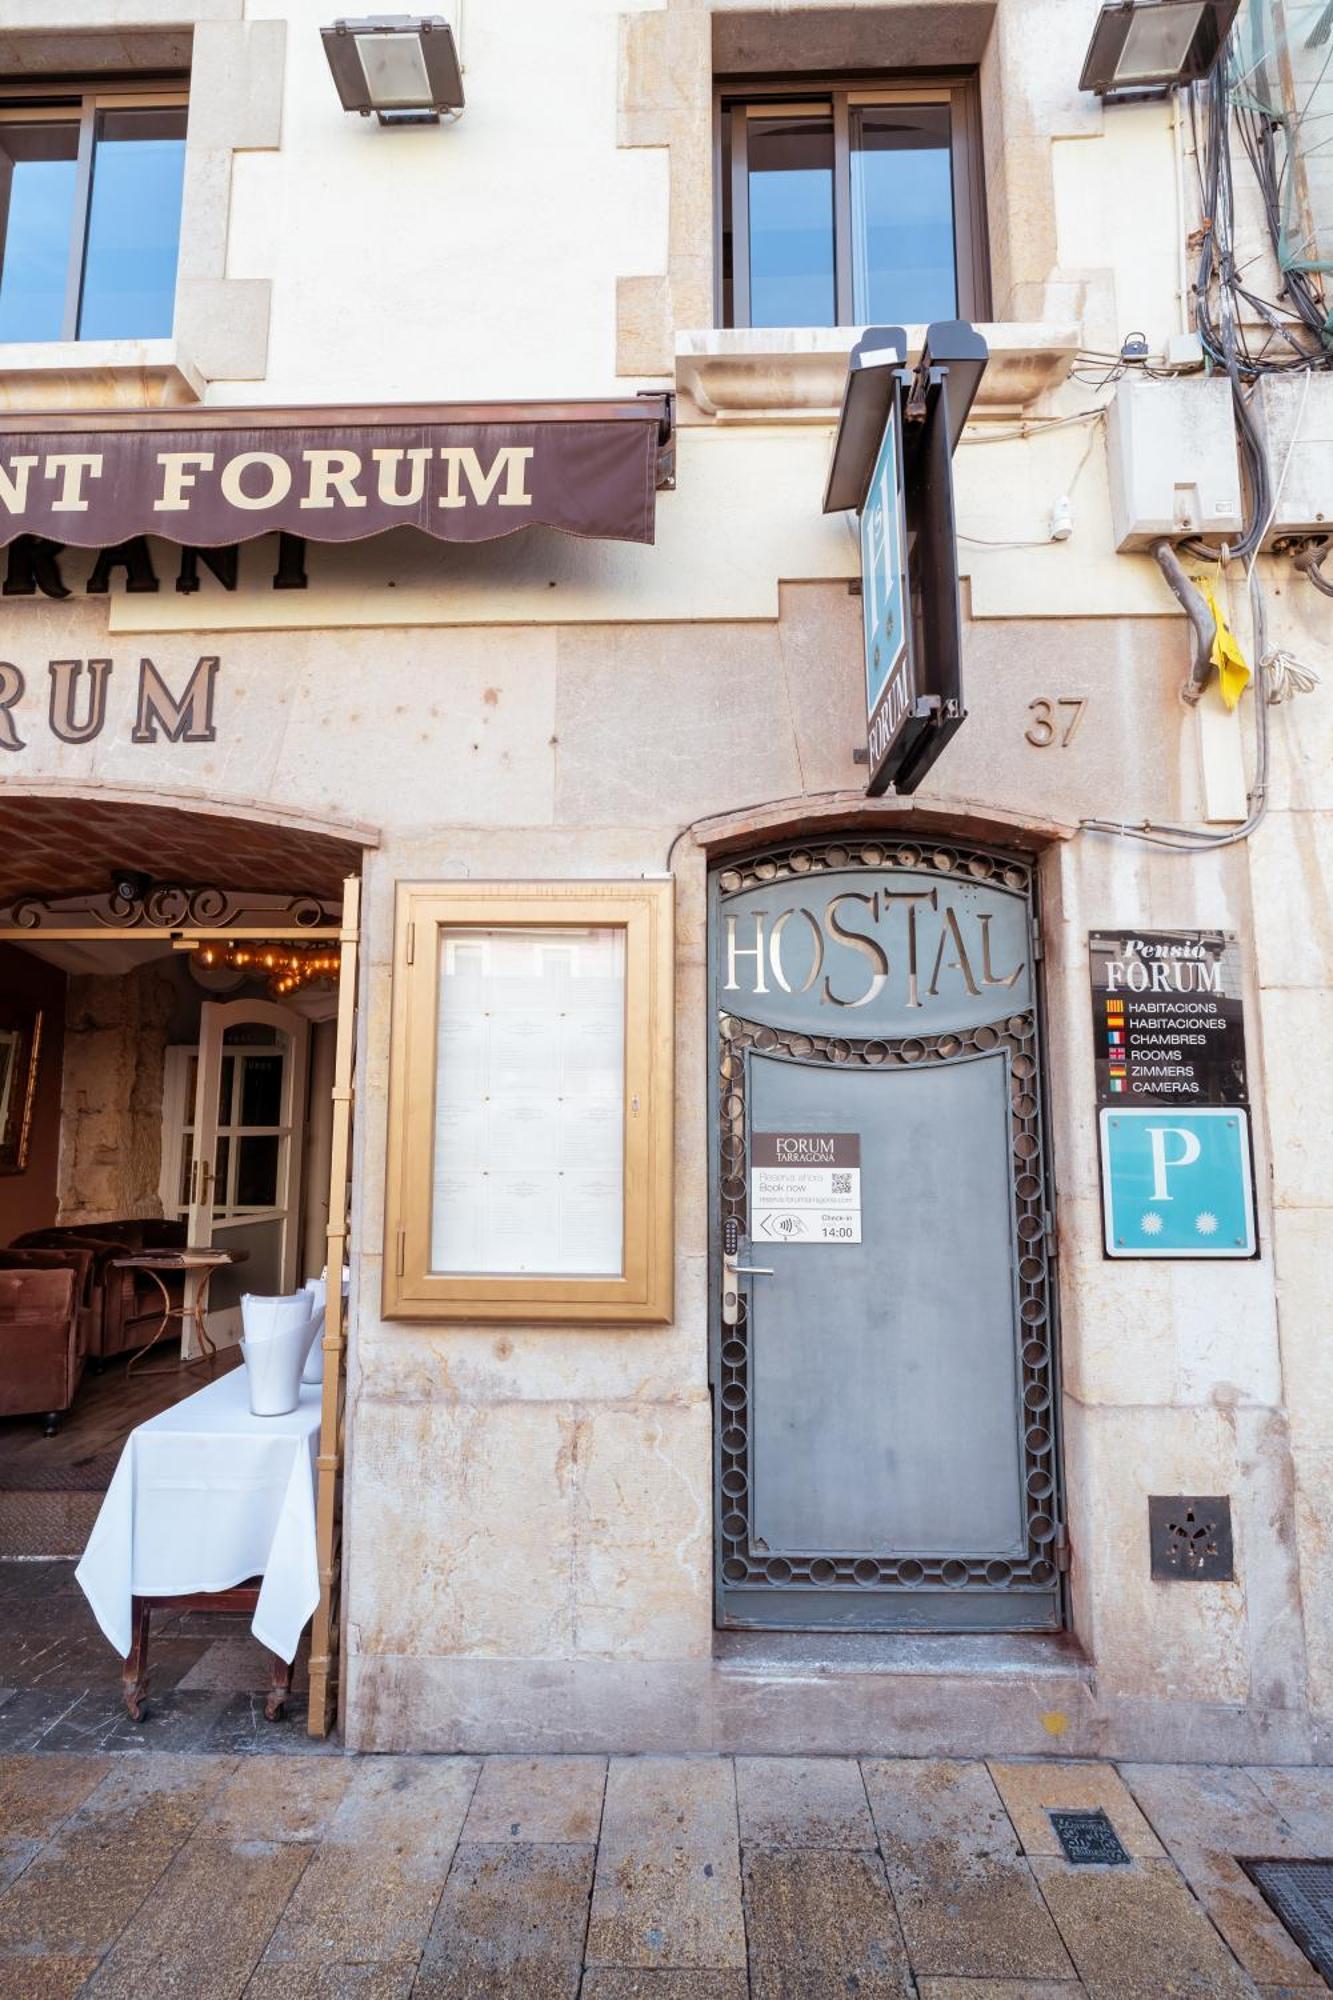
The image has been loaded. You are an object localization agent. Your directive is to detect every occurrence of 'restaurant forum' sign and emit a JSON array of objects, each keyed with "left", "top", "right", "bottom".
[{"left": 0, "top": 399, "right": 670, "bottom": 549}]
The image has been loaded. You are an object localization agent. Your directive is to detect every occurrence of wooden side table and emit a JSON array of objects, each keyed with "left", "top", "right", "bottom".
[{"left": 123, "top": 1583, "right": 298, "bottom": 1723}]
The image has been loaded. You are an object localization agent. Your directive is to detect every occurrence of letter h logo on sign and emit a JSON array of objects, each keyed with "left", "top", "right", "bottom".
[{"left": 1099, "top": 1108, "right": 1257, "bottom": 1258}]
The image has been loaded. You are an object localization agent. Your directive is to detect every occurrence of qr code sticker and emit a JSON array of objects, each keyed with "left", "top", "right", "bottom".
[{"left": 831, "top": 1172, "right": 852, "bottom": 1195}]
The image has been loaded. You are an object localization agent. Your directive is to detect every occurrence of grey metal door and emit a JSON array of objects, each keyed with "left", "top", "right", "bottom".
[{"left": 709, "top": 835, "right": 1064, "bottom": 1632}]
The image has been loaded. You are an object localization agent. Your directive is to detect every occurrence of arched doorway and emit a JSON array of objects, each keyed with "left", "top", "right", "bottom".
[{"left": 708, "top": 829, "right": 1066, "bottom": 1634}]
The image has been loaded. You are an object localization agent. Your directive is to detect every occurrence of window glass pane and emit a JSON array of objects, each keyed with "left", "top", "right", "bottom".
[
  {"left": 218, "top": 1053, "right": 235, "bottom": 1125},
  {"left": 432, "top": 926, "right": 626, "bottom": 1278},
  {"left": 746, "top": 112, "right": 835, "bottom": 328},
  {"left": 240, "top": 1051, "right": 284, "bottom": 1129},
  {"left": 850, "top": 104, "right": 957, "bottom": 323},
  {"left": 213, "top": 1134, "right": 231, "bottom": 1210},
  {"left": 235, "top": 1134, "right": 280, "bottom": 1209},
  {"left": 0, "top": 122, "right": 79, "bottom": 342},
  {"left": 78, "top": 105, "right": 186, "bottom": 340}
]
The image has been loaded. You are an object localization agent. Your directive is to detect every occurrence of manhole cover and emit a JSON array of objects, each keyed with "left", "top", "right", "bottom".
[
  {"left": 1048, "top": 1808, "right": 1130, "bottom": 1866},
  {"left": 1240, "top": 1859, "right": 1333, "bottom": 1985}
]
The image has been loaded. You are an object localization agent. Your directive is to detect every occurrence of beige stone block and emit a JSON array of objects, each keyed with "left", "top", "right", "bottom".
[
  {"left": 1292, "top": 1446, "right": 1333, "bottom": 1719},
  {"left": 1248, "top": 809, "right": 1333, "bottom": 988},
  {"left": 1272, "top": 1208, "right": 1333, "bottom": 1453},
  {"left": 1061, "top": 1401, "right": 1250, "bottom": 1703},
  {"left": 1256, "top": 986, "right": 1333, "bottom": 1208},
  {"left": 553, "top": 623, "right": 802, "bottom": 829},
  {"left": 617, "top": 274, "right": 673, "bottom": 378},
  {"left": 189, "top": 20, "right": 286, "bottom": 152},
  {"left": 347, "top": 1400, "right": 579, "bottom": 1658},
  {"left": 987, "top": 1760, "right": 1164, "bottom": 1859},
  {"left": 172, "top": 278, "right": 272, "bottom": 384},
  {"left": 574, "top": 1399, "right": 713, "bottom": 1661}
]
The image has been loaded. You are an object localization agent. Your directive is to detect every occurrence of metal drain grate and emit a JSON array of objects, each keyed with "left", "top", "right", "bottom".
[
  {"left": 1241, "top": 1858, "right": 1333, "bottom": 1985},
  {"left": 1049, "top": 1809, "right": 1131, "bottom": 1866}
]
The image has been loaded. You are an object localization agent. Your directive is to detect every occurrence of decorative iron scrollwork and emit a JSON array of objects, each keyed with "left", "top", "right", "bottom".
[{"left": 0, "top": 885, "right": 337, "bottom": 933}]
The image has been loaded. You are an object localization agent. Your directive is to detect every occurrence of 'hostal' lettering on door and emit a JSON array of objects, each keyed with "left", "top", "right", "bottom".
[{"left": 723, "top": 886, "right": 1023, "bottom": 1011}]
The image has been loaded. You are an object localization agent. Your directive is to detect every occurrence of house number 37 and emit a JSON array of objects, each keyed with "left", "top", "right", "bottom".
[{"left": 1025, "top": 696, "right": 1088, "bottom": 748}]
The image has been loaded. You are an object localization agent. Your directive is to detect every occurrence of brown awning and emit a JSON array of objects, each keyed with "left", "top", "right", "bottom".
[{"left": 0, "top": 395, "right": 673, "bottom": 550}]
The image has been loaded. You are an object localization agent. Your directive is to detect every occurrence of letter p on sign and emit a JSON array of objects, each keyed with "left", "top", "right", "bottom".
[
  {"left": 1099, "top": 1108, "right": 1255, "bottom": 1258},
  {"left": 1147, "top": 1125, "right": 1202, "bottom": 1201}
]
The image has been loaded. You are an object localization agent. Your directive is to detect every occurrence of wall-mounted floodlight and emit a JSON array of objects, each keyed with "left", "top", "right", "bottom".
[
  {"left": 1079, "top": 0, "right": 1240, "bottom": 96},
  {"left": 321, "top": 15, "right": 464, "bottom": 124}
]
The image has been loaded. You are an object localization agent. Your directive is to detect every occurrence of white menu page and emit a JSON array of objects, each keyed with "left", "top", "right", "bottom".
[{"left": 431, "top": 926, "right": 626, "bottom": 1276}]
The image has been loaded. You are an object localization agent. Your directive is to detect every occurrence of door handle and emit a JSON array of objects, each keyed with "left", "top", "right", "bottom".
[{"left": 733, "top": 1265, "right": 774, "bottom": 1276}]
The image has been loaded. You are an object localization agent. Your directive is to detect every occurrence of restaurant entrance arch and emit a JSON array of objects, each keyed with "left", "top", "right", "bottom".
[{"left": 0, "top": 788, "right": 372, "bottom": 1735}]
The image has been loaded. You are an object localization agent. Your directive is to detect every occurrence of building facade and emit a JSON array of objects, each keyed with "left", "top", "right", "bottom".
[{"left": 0, "top": 0, "right": 1330, "bottom": 1760}]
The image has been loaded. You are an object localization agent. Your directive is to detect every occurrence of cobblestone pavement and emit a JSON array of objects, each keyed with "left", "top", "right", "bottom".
[{"left": 1, "top": 1566, "right": 1331, "bottom": 1996}]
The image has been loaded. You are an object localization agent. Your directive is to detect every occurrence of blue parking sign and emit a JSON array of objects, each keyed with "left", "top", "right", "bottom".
[{"left": 1100, "top": 1108, "right": 1256, "bottom": 1258}]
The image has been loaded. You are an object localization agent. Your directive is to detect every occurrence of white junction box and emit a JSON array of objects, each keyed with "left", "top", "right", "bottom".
[
  {"left": 1106, "top": 375, "right": 1243, "bottom": 551},
  {"left": 1252, "top": 373, "right": 1333, "bottom": 540}
]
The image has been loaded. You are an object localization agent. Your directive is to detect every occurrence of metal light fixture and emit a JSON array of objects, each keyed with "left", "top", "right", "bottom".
[
  {"left": 321, "top": 14, "right": 464, "bottom": 125},
  {"left": 1079, "top": 0, "right": 1240, "bottom": 96}
]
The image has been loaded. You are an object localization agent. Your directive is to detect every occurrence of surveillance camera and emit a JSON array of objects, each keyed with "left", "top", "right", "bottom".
[{"left": 110, "top": 869, "right": 152, "bottom": 903}]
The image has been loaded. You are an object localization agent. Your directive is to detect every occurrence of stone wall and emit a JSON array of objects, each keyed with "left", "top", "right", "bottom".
[{"left": 57, "top": 962, "right": 177, "bottom": 1226}]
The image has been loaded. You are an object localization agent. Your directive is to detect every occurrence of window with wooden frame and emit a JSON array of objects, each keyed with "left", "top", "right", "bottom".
[
  {"left": 717, "top": 76, "right": 988, "bottom": 330},
  {"left": 384, "top": 881, "right": 674, "bottom": 1324},
  {"left": 0, "top": 83, "right": 189, "bottom": 343}
]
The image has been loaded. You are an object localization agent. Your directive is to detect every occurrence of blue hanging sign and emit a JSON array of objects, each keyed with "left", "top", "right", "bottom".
[
  {"left": 861, "top": 393, "right": 912, "bottom": 790},
  {"left": 1099, "top": 1107, "right": 1256, "bottom": 1258}
]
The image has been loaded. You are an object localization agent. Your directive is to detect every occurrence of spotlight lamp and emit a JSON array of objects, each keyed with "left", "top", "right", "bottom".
[
  {"left": 1079, "top": 0, "right": 1241, "bottom": 97},
  {"left": 321, "top": 14, "right": 464, "bottom": 125}
]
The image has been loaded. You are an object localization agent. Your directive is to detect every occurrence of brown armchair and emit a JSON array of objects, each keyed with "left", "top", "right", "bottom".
[
  {"left": 0, "top": 1246, "right": 98, "bottom": 1359},
  {"left": 0, "top": 1265, "right": 83, "bottom": 1432},
  {"left": 11, "top": 1220, "right": 187, "bottom": 1359}
]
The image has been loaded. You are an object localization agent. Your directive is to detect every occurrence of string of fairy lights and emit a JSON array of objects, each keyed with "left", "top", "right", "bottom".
[{"left": 194, "top": 940, "right": 342, "bottom": 998}]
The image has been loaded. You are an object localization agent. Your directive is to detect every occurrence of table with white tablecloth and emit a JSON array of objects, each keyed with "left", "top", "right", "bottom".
[{"left": 76, "top": 1365, "right": 322, "bottom": 1666}]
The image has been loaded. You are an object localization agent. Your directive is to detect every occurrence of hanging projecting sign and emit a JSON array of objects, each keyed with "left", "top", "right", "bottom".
[
  {"left": 824, "top": 323, "right": 988, "bottom": 796},
  {"left": 1089, "top": 930, "right": 1248, "bottom": 1107},
  {"left": 1091, "top": 930, "right": 1255, "bottom": 1258},
  {"left": 0, "top": 397, "right": 671, "bottom": 550},
  {"left": 751, "top": 1133, "right": 862, "bottom": 1245},
  {"left": 860, "top": 399, "right": 912, "bottom": 786}
]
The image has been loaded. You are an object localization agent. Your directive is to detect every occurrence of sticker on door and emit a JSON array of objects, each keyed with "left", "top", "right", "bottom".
[{"left": 750, "top": 1132, "right": 861, "bottom": 1244}]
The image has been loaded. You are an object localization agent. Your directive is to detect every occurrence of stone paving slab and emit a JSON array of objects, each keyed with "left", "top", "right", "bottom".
[
  {"left": 0, "top": 1753, "right": 233, "bottom": 1964},
  {"left": 743, "top": 1845, "right": 912, "bottom": 1997},
  {"left": 862, "top": 1758, "right": 1076, "bottom": 1982},
  {"left": 0, "top": 1752, "right": 110, "bottom": 1892},
  {"left": 735, "top": 1755, "right": 876, "bottom": 1850},
  {"left": 988, "top": 1759, "right": 1164, "bottom": 1859},
  {"left": 414, "top": 1839, "right": 595, "bottom": 1998},
  {"left": 461, "top": 1753, "right": 605, "bottom": 1844},
  {"left": 580, "top": 1976, "right": 750, "bottom": 1998},
  {"left": 585, "top": 1756, "right": 747, "bottom": 1972},
  {"left": 79, "top": 1759, "right": 352, "bottom": 2000},
  {"left": 250, "top": 1756, "right": 479, "bottom": 1980},
  {"left": 1033, "top": 1854, "right": 1263, "bottom": 1998},
  {"left": 1119, "top": 1761, "right": 1329, "bottom": 1990},
  {"left": 0, "top": 1750, "right": 1323, "bottom": 1996}
]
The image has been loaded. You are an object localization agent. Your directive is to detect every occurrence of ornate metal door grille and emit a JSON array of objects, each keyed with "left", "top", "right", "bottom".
[{"left": 709, "top": 833, "right": 1066, "bottom": 1632}]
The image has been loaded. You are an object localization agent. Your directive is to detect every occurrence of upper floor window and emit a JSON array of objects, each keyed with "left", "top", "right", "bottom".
[
  {"left": 718, "top": 78, "right": 988, "bottom": 329},
  {"left": 0, "top": 89, "right": 188, "bottom": 344}
]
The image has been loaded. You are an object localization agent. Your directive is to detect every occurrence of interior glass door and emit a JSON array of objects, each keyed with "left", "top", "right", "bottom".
[{"left": 187, "top": 998, "right": 310, "bottom": 1341}]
